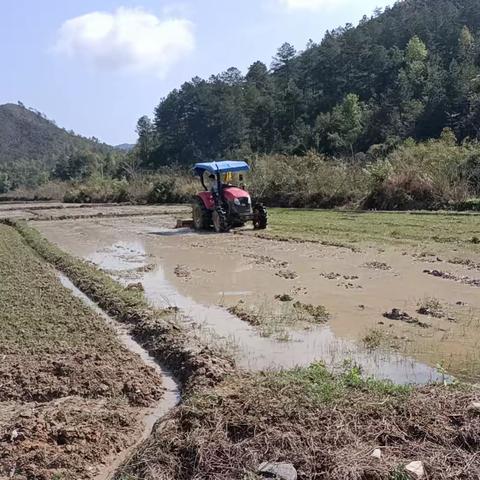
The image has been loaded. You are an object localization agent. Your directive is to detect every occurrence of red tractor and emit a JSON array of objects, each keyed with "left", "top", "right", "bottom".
[{"left": 192, "top": 161, "right": 268, "bottom": 233}]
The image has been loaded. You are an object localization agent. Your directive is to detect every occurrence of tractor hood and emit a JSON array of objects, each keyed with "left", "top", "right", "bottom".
[{"left": 223, "top": 187, "right": 251, "bottom": 201}]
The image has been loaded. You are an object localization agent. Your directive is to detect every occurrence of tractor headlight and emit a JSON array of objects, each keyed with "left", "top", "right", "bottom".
[{"left": 233, "top": 198, "right": 241, "bottom": 206}]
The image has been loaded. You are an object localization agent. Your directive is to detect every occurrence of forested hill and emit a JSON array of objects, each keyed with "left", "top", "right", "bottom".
[
  {"left": 0, "top": 103, "right": 112, "bottom": 169},
  {"left": 137, "top": 0, "right": 480, "bottom": 167}
]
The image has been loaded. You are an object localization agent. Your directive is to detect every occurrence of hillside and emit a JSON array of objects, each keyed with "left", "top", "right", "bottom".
[
  {"left": 115, "top": 143, "right": 135, "bottom": 152},
  {"left": 0, "top": 103, "right": 112, "bottom": 168},
  {"left": 0, "top": 104, "right": 113, "bottom": 190},
  {"left": 136, "top": 0, "right": 480, "bottom": 167}
]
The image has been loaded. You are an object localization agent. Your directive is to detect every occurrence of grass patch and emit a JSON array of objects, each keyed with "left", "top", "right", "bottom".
[
  {"left": 362, "top": 328, "right": 385, "bottom": 350},
  {"left": 228, "top": 299, "right": 329, "bottom": 340},
  {"left": 263, "top": 209, "right": 480, "bottom": 252},
  {"left": 417, "top": 297, "right": 445, "bottom": 318}
]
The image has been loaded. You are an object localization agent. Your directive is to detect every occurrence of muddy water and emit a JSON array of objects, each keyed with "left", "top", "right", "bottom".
[
  {"left": 34, "top": 216, "right": 468, "bottom": 385},
  {"left": 139, "top": 263, "right": 443, "bottom": 383},
  {"left": 57, "top": 274, "right": 180, "bottom": 480}
]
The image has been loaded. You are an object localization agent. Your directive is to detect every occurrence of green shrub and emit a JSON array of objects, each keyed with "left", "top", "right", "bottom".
[
  {"left": 248, "top": 153, "right": 367, "bottom": 208},
  {"left": 363, "top": 132, "right": 475, "bottom": 209},
  {"left": 147, "top": 178, "right": 181, "bottom": 203},
  {"left": 0, "top": 173, "right": 11, "bottom": 193},
  {"left": 456, "top": 198, "right": 480, "bottom": 211},
  {"left": 64, "top": 178, "right": 130, "bottom": 203},
  {"left": 461, "top": 152, "right": 480, "bottom": 195}
]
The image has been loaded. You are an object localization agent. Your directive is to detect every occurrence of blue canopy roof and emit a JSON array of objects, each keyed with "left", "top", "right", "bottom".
[{"left": 194, "top": 160, "right": 250, "bottom": 176}]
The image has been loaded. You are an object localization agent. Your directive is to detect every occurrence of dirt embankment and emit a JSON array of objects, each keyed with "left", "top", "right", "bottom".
[{"left": 0, "top": 224, "right": 164, "bottom": 480}]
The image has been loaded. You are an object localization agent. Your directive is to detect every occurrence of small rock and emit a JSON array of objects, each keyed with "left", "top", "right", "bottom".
[
  {"left": 10, "top": 430, "right": 18, "bottom": 442},
  {"left": 258, "top": 462, "right": 297, "bottom": 480},
  {"left": 275, "top": 294, "right": 293, "bottom": 302},
  {"left": 405, "top": 461, "right": 424, "bottom": 479},
  {"left": 371, "top": 448, "right": 382, "bottom": 459},
  {"left": 126, "top": 282, "right": 144, "bottom": 292},
  {"left": 468, "top": 402, "right": 480, "bottom": 413}
]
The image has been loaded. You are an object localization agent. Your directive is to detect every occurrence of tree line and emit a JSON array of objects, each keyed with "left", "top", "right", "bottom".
[{"left": 134, "top": 0, "right": 480, "bottom": 167}]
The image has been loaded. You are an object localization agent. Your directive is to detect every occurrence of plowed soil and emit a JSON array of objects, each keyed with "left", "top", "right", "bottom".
[{"left": 0, "top": 224, "right": 164, "bottom": 479}]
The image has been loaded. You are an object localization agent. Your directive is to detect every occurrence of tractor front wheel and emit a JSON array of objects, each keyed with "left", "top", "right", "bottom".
[
  {"left": 212, "top": 207, "right": 230, "bottom": 233},
  {"left": 192, "top": 198, "right": 211, "bottom": 231},
  {"left": 253, "top": 204, "right": 268, "bottom": 230}
]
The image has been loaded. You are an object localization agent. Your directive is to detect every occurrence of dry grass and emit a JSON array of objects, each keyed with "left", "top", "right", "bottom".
[{"left": 116, "top": 363, "right": 480, "bottom": 480}]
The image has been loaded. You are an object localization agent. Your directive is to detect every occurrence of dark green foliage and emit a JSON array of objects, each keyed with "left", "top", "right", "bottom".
[
  {"left": 0, "top": 173, "right": 11, "bottom": 194},
  {"left": 147, "top": 178, "right": 183, "bottom": 204},
  {"left": 456, "top": 198, "right": 480, "bottom": 211},
  {"left": 461, "top": 152, "right": 480, "bottom": 194},
  {"left": 141, "top": 0, "right": 480, "bottom": 166}
]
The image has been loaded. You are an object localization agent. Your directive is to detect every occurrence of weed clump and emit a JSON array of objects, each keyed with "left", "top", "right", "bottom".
[
  {"left": 363, "top": 261, "right": 392, "bottom": 270},
  {"left": 275, "top": 293, "right": 293, "bottom": 302},
  {"left": 362, "top": 328, "right": 385, "bottom": 350},
  {"left": 228, "top": 299, "right": 329, "bottom": 340},
  {"left": 417, "top": 297, "right": 445, "bottom": 318},
  {"left": 293, "top": 301, "right": 330, "bottom": 323}
]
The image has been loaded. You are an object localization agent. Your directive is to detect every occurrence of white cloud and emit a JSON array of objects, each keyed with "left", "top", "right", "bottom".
[
  {"left": 278, "top": 0, "right": 348, "bottom": 10},
  {"left": 55, "top": 7, "right": 195, "bottom": 77}
]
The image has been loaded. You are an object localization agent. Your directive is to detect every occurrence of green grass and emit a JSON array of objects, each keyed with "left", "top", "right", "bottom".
[
  {"left": 268, "top": 362, "right": 412, "bottom": 404},
  {"left": 266, "top": 209, "right": 480, "bottom": 252}
]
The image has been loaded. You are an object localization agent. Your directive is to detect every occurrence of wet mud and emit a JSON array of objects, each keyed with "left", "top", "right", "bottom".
[
  {"left": 30, "top": 209, "right": 480, "bottom": 383},
  {"left": 58, "top": 274, "right": 180, "bottom": 480}
]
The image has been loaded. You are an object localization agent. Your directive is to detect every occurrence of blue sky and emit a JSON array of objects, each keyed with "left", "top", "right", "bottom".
[{"left": 1, "top": 0, "right": 393, "bottom": 145}]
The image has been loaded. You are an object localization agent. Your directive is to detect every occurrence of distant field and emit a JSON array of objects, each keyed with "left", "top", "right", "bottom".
[
  {"left": 266, "top": 209, "right": 480, "bottom": 252},
  {"left": 0, "top": 224, "right": 163, "bottom": 479}
]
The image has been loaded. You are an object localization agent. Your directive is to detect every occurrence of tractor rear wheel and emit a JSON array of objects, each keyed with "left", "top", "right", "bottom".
[
  {"left": 253, "top": 204, "right": 268, "bottom": 230},
  {"left": 212, "top": 206, "right": 230, "bottom": 233},
  {"left": 192, "top": 197, "right": 211, "bottom": 231}
]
